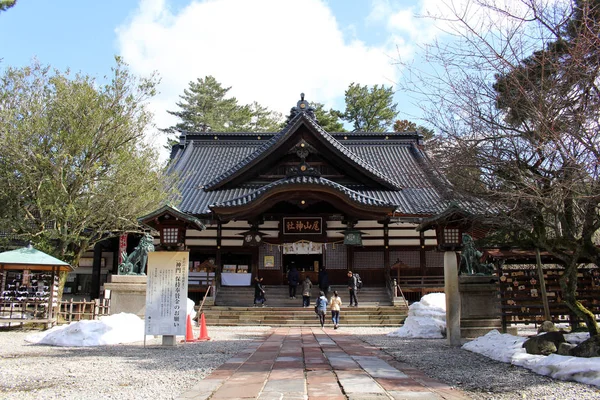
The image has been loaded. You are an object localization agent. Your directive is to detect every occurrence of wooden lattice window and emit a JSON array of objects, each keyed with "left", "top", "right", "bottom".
[
  {"left": 325, "top": 244, "right": 347, "bottom": 269},
  {"left": 426, "top": 251, "right": 444, "bottom": 268},
  {"left": 353, "top": 251, "right": 384, "bottom": 269},
  {"left": 390, "top": 250, "right": 420, "bottom": 268}
]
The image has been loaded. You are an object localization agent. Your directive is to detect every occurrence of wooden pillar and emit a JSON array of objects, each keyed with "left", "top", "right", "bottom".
[
  {"left": 0, "top": 265, "right": 5, "bottom": 295},
  {"left": 419, "top": 231, "right": 426, "bottom": 275},
  {"left": 48, "top": 266, "right": 57, "bottom": 322},
  {"left": 535, "top": 248, "right": 551, "bottom": 321},
  {"left": 383, "top": 221, "right": 390, "bottom": 271},
  {"left": 497, "top": 260, "right": 507, "bottom": 332},
  {"left": 215, "top": 222, "right": 222, "bottom": 286}
]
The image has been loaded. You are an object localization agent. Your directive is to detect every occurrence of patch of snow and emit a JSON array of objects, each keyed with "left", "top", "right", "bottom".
[{"left": 387, "top": 293, "right": 446, "bottom": 338}]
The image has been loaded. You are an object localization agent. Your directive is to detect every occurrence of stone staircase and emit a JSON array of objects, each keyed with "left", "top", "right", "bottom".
[
  {"left": 201, "top": 285, "right": 407, "bottom": 327},
  {"left": 214, "top": 284, "right": 394, "bottom": 307}
]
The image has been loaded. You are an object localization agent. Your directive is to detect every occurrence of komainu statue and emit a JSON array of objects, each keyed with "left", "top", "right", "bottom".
[
  {"left": 459, "top": 234, "right": 494, "bottom": 275},
  {"left": 118, "top": 233, "right": 155, "bottom": 275}
]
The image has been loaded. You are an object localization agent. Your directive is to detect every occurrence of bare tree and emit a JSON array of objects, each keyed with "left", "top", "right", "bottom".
[{"left": 400, "top": 0, "right": 600, "bottom": 336}]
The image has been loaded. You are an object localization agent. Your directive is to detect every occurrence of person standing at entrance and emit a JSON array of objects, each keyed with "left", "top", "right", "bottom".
[
  {"left": 330, "top": 290, "right": 342, "bottom": 329},
  {"left": 316, "top": 291, "right": 328, "bottom": 328},
  {"left": 287, "top": 263, "right": 299, "bottom": 299},
  {"left": 254, "top": 277, "right": 266, "bottom": 307},
  {"left": 347, "top": 271, "right": 358, "bottom": 307},
  {"left": 318, "top": 266, "right": 329, "bottom": 298},
  {"left": 301, "top": 277, "right": 312, "bottom": 307}
]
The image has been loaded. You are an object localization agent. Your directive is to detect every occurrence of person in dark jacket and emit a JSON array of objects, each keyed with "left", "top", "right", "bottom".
[
  {"left": 254, "top": 277, "right": 266, "bottom": 307},
  {"left": 347, "top": 271, "right": 358, "bottom": 307},
  {"left": 318, "top": 266, "right": 330, "bottom": 298},
  {"left": 287, "top": 263, "right": 299, "bottom": 299},
  {"left": 301, "top": 277, "right": 312, "bottom": 307}
]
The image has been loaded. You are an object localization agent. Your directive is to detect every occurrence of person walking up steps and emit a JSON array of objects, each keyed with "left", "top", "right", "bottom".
[
  {"left": 347, "top": 271, "right": 358, "bottom": 307},
  {"left": 301, "top": 277, "right": 312, "bottom": 307},
  {"left": 253, "top": 277, "right": 266, "bottom": 307},
  {"left": 329, "top": 290, "right": 342, "bottom": 329},
  {"left": 316, "top": 291, "right": 328, "bottom": 328},
  {"left": 287, "top": 263, "right": 299, "bottom": 299}
]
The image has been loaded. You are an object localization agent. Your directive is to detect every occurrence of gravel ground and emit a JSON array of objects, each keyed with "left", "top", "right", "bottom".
[
  {"left": 0, "top": 326, "right": 271, "bottom": 400},
  {"left": 355, "top": 327, "right": 600, "bottom": 400},
  {"left": 1, "top": 326, "right": 599, "bottom": 400}
]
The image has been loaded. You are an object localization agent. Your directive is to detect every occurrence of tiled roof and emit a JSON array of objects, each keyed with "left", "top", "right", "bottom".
[
  {"left": 210, "top": 176, "right": 394, "bottom": 208},
  {"left": 166, "top": 114, "right": 480, "bottom": 217},
  {"left": 202, "top": 113, "right": 402, "bottom": 191}
]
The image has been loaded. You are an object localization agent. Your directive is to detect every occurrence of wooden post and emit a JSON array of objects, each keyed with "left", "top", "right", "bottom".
[
  {"left": 48, "top": 267, "right": 56, "bottom": 324},
  {"left": 69, "top": 298, "right": 74, "bottom": 322},
  {"left": 535, "top": 248, "right": 551, "bottom": 321},
  {"left": 496, "top": 260, "right": 507, "bottom": 332},
  {"left": 383, "top": 221, "right": 390, "bottom": 274}
]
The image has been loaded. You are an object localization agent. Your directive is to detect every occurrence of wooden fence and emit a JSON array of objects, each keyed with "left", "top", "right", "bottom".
[
  {"left": 498, "top": 265, "right": 600, "bottom": 329},
  {"left": 57, "top": 298, "right": 111, "bottom": 323}
]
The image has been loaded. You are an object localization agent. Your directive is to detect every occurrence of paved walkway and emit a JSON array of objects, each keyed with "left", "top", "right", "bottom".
[{"left": 176, "top": 327, "right": 470, "bottom": 400}]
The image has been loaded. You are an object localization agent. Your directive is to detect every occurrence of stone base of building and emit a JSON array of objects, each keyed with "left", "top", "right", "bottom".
[{"left": 105, "top": 275, "right": 147, "bottom": 318}]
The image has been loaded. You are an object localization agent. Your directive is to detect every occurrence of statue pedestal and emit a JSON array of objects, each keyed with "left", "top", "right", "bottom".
[
  {"left": 105, "top": 275, "right": 147, "bottom": 318},
  {"left": 459, "top": 275, "right": 515, "bottom": 338}
]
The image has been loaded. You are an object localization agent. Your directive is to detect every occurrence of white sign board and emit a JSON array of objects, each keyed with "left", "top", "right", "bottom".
[{"left": 145, "top": 252, "right": 189, "bottom": 336}]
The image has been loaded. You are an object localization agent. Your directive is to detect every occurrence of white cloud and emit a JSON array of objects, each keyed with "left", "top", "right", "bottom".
[{"left": 116, "top": 0, "right": 402, "bottom": 148}]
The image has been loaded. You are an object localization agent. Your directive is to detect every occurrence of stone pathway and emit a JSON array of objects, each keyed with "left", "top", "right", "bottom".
[{"left": 176, "top": 327, "right": 470, "bottom": 400}]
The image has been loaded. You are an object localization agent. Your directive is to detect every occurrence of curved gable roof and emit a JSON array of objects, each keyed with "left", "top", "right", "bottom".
[
  {"left": 210, "top": 175, "right": 395, "bottom": 209},
  {"left": 203, "top": 112, "right": 402, "bottom": 191}
]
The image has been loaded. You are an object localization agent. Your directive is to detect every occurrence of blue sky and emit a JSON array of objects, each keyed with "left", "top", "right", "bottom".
[{"left": 1, "top": 0, "right": 448, "bottom": 151}]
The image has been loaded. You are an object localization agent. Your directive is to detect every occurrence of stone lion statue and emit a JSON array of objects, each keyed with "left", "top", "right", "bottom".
[{"left": 118, "top": 233, "right": 155, "bottom": 275}]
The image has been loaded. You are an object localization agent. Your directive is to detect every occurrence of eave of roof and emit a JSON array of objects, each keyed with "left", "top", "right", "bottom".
[
  {"left": 0, "top": 246, "right": 73, "bottom": 271},
  {"left": 138, "top": 204, "right": 205, "bottom": 231},
  {"left": 209, "top": 175, "right": 395, "bottom": 209}
]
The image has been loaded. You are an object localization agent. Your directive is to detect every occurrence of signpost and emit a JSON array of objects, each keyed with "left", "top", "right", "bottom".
[{"left": 145, "top": 251, "right": 189, "bottom": 346}]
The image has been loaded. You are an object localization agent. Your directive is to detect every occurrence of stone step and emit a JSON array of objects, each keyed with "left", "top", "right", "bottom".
[
  {"left": 198, "top": 303, "right": 407, "bottom": 327},
  {"left": 215, "top": 285, "right": 392, "bottom": 308}
]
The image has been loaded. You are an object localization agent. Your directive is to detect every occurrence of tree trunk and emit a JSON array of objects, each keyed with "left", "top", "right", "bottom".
[{"left": 559, "top": 261, "right": 600, "bottom": 337}]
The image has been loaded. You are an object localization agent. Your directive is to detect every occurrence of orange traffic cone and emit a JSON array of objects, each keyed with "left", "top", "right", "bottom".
[
  {"left": 196, "top": 312, "right": 210, "bottom": 341},
  {"left": 181, "top": 314, "right": 197, "bottom": 343}
]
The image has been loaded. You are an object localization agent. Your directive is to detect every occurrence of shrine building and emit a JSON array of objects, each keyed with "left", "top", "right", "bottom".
[{"left": 141, "top": 95, "right": 466, "bottom": 290}]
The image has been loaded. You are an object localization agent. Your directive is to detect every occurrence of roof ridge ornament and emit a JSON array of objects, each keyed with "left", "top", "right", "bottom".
[{"left": 286, "top": 92, "right": 317, "bottom": 124}]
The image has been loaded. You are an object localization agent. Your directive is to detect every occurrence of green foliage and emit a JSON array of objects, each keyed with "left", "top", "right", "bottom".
[
  {"left": 335, "top": 83, "right": 398, "bottom": 132},
  {"left": 0, "top": 0, "right": 16, "bottom": 12},
  {"left": 310, "top": 102, "right": 345, "bottom": 132},
  {"left": 246, "top": 101, "right": 282, "bottom": 132},
  {"left": 393, "top": 119, "right": 434, "bottom": 140},
  {"left": 164, "top": 76, "right": 281, "bottom": 135},
  {"left": 0, "top": 58, "right": 175, "bottom": 265}
]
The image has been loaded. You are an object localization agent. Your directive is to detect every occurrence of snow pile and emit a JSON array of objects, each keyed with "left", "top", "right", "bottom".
[
  {"left": 464, "top": 330, "right": 600, "bottom": 387},
  {"left": 387, "top": 292, "right": 446, "bottom": 338},
  {"left": 25, "top": 313, "right": 146, "bottom": 346},
  {"left": 25, "top": 298, "right": 197, "bottom": 347}
]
